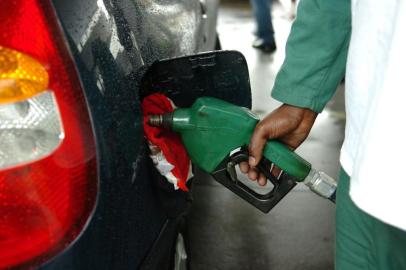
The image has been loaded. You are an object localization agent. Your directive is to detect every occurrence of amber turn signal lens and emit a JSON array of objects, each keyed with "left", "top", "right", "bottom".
[{"left": 0, "top": 46, "right": 49, "bottom": 104}]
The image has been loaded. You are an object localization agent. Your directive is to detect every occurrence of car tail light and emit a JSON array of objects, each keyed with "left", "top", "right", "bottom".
[{"left": 0, "top": 0, "right": 98, "bottom": 269}]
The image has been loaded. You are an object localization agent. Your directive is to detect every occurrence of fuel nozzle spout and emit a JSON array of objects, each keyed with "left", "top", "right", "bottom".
[{"left": 148, "top": 113, "right": 174, "bottom": 130}]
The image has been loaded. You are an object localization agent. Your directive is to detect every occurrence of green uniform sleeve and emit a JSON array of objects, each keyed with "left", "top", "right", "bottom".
[{"left": 272, "top": 0, "right": 351, "bottom": 113}]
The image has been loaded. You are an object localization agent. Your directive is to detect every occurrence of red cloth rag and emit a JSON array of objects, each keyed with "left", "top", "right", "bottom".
[{"left": 142, "top": 93, "right": 190, "bottom": 191}]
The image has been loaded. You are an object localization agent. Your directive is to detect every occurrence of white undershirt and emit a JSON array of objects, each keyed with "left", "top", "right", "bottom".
[{"left": 341, "top": 0, "right": 406, "bottom": 230}]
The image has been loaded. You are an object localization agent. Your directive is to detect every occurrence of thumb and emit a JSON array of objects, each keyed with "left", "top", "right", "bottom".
[{"left": 248, "top": 125, "right": 269, "bottom": 167}]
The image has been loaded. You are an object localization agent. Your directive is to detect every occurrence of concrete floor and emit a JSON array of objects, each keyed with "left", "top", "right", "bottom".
[{"left": 188, "top": 1, "right": 346, "bottom": 269}]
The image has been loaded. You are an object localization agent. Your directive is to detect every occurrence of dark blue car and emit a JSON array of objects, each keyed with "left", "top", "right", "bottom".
[{"left": 0, "top": 0, "right": 222, "bottom": 269}]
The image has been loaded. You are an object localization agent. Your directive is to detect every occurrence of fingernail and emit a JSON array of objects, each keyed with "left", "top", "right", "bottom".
[{"left": 249, "top": 156, "right": 256, "bottom": 166}]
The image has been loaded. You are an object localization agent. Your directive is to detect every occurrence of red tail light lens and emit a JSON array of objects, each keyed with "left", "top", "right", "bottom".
[{"left": 0, "top": 0, "right": 98, "bottom": 268}]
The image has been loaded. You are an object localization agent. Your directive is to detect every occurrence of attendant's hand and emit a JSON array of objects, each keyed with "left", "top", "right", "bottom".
[{"left": 239, "top": 104, "right": 317, "bottom": 186}]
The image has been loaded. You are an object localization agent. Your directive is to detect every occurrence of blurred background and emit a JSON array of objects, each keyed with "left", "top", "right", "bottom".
[{"left": 188, "top": 1, "right": 346, "bottom": 269}]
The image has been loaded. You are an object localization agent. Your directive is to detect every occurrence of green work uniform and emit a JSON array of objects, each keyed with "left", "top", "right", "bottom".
[
  {"left": 271, "top": 0, "right": 406, "bottom": 269},
  {"left": 336, "top": 170, "right": 406, "bottom": 269}
]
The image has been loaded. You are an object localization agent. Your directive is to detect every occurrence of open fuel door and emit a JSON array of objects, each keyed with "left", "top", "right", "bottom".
[{"left": 141, "top": 50, "right": 252, "bottom": 108}]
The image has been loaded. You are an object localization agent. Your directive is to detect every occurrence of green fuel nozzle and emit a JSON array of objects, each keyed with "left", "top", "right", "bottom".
[{"left": 148, "top": 97, "right": 336, "bottom": 212}]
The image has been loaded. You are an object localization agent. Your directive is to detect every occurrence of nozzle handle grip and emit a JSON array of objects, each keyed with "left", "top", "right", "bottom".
[{"left": 263, "top": 140, "right": 312, "bottom": 181}]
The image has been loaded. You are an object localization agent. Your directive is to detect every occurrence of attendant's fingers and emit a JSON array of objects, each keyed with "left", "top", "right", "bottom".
[
  {"left": 258, "top": 173, "right": 267, "bottom": 186},
  {"left": 248, "top": 168, "right": 259, "bottom": 181},
  {"left": 239, "top": 161, "right": 249, "bottom": 173}
]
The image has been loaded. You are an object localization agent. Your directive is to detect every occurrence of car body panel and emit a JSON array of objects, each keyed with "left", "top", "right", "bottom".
[{"left": 37, "top": 0, "right": 218, "bottom": 269}]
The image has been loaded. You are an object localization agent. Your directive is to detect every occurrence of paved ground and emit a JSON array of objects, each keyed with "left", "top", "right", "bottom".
[{"left": 188, "top": 1, "right": 346, "bottom": 269}]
